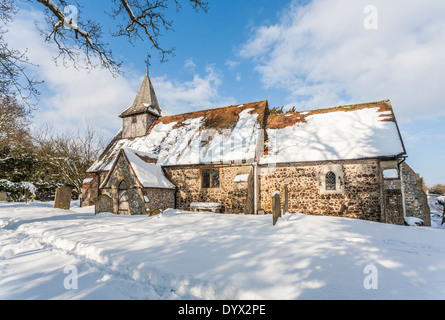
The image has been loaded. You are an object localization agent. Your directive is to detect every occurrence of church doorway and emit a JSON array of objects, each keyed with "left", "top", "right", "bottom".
[{"left": 118, "top": 180, "right": 129, "bottom": 215}]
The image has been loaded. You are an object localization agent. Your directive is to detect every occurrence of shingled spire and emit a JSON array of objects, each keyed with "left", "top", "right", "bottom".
[
  {"left": 120, "top": 71, "right": 162, "bottom": 139},
  {"left": 119, "top": 73, "right": 162, "bottom": 118}
]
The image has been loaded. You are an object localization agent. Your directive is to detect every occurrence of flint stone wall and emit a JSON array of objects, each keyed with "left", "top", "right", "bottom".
[
  {"left": 258, "top": 160, "right": 383, "bottom": 222},
  {"left": 400, "top": 162, "right": 431, "bottom": 226},
  {"left": 143, "top": 188, "right": 176, "bottom": 212},
  {"left": 164, "top": 164, "right": 253, "bottom": 214},
  {"left": 81, "top": 173, "right": 99, "bottom": 207},
  {"left": 101, "top": 154, "right": 175, "bottom": 214}
]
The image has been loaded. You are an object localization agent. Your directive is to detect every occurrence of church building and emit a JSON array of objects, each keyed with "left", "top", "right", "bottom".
[{"left": 81, "top": 73, "right": 430, "bottom": 226}]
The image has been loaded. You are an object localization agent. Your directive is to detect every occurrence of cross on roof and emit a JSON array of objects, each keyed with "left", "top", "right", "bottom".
[{"left": 145, "top": 54, "right": 151, "bottom": 76}]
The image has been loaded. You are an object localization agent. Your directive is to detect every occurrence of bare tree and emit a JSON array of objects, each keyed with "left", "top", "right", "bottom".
[
  {"left": 32, "top": 121, "right": 104, "bottom": 198},
  {"left": 0, "top": 0, "right": 41, "bottom": 103},
  {"left": 0, "top": 95, "right": 33, "bottom": 147}
]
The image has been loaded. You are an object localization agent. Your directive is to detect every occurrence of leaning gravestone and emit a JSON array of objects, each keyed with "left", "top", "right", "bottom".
[
  {"left": 95, "top": 194, "right": 114, "bottom": 215},
  {"left": 0, "top": 191, "right": 6, "bottom": 202},
  {"left": 272, "top": 191, "right": 281, "bottom": 226},
  {"left": 54, "top": 186, "right": 72, "bottom": 210}
]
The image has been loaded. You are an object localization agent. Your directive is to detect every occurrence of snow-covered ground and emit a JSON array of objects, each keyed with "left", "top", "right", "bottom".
[{"left": 1, "top": 199, "right": 445, "bottom": 300}]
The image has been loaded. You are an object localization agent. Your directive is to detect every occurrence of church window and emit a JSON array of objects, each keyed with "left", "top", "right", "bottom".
[
  {"left": 319, "top": 164, "right": 344, "bottom": 194},
  {"left": 202, "top": 168, "right": 220, "bottom": 188},
  {"left": 212, "top": 168, "right": 220, "bottom": 188},
  {"left": 325, "top": 171, "right": 336, "bottom": 190},
  {"left": 202, "top": 169, "right": 211, "bottom": 188},
  {"left": 132, "top": 115, "right": 137, "bottom": 123}
]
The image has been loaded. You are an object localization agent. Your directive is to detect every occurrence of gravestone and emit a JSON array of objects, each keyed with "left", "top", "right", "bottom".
[
  {"left": 283, "top": 185, "right": 289, "bottom": 215},
  {"left": 0, "top": 191, "right": 6, "bottom": 202},
  {"left": 95, "top": 194, "right": 113, "bottom": 215},
  {"left": 54, "top": 186, "right": 72, "bottom": 210},
  {"left": 272, "top": 192, "right": 281, "bottom": 226}
]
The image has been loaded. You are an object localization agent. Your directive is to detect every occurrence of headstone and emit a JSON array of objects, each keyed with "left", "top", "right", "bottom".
[
  {"left": 0, "top": 191, "right": 6, "bottom": 202},
  {"left": 54, "top": 186, "right": 72, "bottom": 210},
  {"left": 95, "top": 194, "right": 113, "bottom": 215},
  {"left": 272, "top": 192, "right": 281, "bottom": 226},
  {"left": 283, "top": 185, "right": 289, "bottom": 215}
]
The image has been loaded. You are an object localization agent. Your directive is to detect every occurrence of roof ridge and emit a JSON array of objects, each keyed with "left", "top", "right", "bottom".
[
  {"left": 275, "top": 99, "right": 392, "bottom": 116},
  {"left": 159, "top": 99, "right": 268, "bottom": 119}
]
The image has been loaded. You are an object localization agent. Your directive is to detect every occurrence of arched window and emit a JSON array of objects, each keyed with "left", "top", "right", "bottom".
[
  {"left": 118, "top": 180, "right": 128, "bottom": 190},
  {"left": 319, "top": 164, "right": 344, "bottom": 194},
  {"left": 325, "top": 171, "right": 336, "bottom": 190}
]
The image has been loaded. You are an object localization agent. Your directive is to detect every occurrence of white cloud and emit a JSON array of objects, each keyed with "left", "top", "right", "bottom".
[
  {"left": 184, "top": 58, "right": 197, "bottom": 70},
  {"left": 153, "top": 65, "right": 236, "bottom": 116},
  {"left": 239, "top": 0, "right": 445, "bottom": 122},
  {"left": 225, "top": 60, "right": 240, "bottom": 69}
]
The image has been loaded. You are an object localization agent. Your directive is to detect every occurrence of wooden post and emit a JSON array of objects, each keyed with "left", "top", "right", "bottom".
[
  {"left": 283, "top": 185, "right": 288, "bottom": 215},
  {"left": 272, "top": 192, "right": 281, "bottom": 226}
]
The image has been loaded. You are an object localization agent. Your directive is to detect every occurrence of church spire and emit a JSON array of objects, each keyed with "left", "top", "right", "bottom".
[{"left": 119, "top": 63, "right": 162, "bottom": 119}]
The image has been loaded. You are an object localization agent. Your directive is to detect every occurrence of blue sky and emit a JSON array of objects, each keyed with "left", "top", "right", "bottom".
[{"left": 6, "top": 0, "right": 445, "bottom": 186}]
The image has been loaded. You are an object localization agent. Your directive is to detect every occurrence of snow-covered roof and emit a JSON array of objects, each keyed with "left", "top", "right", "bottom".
[
  {"left": 101, "top": 148, "right": 176, "bottom": 189},
  {"left": 88, "top": 99, "right": 406, "bottom": 173},
  {"left": 260, "top": 100, "right": 406, "bottom": 164},
  {"left": 88, "top": 101, "right": 268, "bottom": 171}
]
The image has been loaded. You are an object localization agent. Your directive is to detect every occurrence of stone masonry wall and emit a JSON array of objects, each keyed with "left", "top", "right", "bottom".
[
  {"left": 401, "top": 162, "right": 431, "bottom": 226},
  {"left": 258, "top": 160, "right": 383, "bottom": 222},
  {"left": 81, "top": 173, "right": 99, "bottom": 207},
  {"left": 101, "top": 154, "right": 143, "bottom": 214},
  {"left": 164, "top": 164, "right": 253, "bottom": 214},
  {"left": 143, "top": 188, "right": 176, "bottom": 212},
  {"left": 100, "top": 154, "right": 174, "bottom": 214}
]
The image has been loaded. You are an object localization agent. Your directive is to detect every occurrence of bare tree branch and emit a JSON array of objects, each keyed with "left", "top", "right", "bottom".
[
  {"left": 0, "top": 0, "right": 41, "bottom": 103},
  {"left": 0, "top": 0, "right": 208, "bottom": 103},
  {"left": 35, "top": 0, "right": 122, "bottom": 75},
  {"left": 34, "top": 0, "right": 208, "bottom": 70}
]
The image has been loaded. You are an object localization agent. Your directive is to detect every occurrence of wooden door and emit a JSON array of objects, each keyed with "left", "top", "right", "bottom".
[{"left": 118, "top": 180, "right": 129, "bottom": 215}]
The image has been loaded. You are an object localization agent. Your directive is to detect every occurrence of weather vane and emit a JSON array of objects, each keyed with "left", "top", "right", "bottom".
[{"left": 145, "top": 53, "right": 151, "bottom": 76}]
